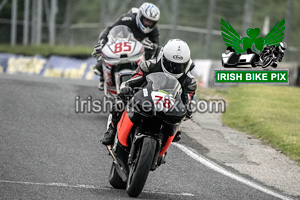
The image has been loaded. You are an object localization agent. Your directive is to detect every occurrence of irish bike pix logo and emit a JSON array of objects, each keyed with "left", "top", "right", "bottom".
[
  {"left": 221, "top": 18, "right": 286, "bottom": 68},
  {"left": 216, "top": 18, "right": 289, "bottom": 85}
]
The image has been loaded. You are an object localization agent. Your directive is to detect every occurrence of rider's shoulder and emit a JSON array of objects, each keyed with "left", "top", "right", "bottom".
[
  {"left": 120, "top": 12, "right": 135, "bottom": 22},
  {"left": 186, "top": 71, "right": 195, "bottom": 79},
  {"left": 127, "top": 7, "right": 139, "bottom": 14}
]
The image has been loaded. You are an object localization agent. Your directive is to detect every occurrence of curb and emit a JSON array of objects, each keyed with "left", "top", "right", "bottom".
[{"left": 181, "top": 111, "right": 300, "bottom": 197}]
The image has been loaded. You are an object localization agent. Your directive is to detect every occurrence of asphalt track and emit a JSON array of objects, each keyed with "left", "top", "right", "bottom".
[{"left": 0, "top": 74, "right": 296, "bottom": 200}]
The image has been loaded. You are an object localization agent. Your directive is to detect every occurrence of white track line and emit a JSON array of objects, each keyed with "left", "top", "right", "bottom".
[
  {"left": 173, "top": 143, "right": 293, "bottom": 200},
  {"left": 0, "top": 180, "right": 194, "bottom": 197},
  {"left": 0, "top": 180, "right": 108, "bottom": 190},
  {"left": 144, "top": 191, "right": 194, "bottom": 197}
]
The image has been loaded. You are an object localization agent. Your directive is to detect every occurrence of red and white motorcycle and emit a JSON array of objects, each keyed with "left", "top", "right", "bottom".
[{"left": 100, "top": 25, "right": 145, "bottom": 98}]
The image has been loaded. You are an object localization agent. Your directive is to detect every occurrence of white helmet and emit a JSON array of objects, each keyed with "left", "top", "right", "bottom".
[
  {"left": 161, "top": 39, "right": 191, "bottom": 79},
  {"left": 136, "top": 3, "right": 160, "bottom": 34}
]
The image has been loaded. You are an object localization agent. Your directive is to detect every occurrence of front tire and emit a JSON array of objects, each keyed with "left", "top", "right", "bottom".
[
  {"left": 262, "top": 57, "right": 273, "bottom": 68},
  {"left": 108, "top": 162, "right": 127, "bottom": 189},
  {"left": 126, "top": 137, "right": 157, "bottom": 197}
]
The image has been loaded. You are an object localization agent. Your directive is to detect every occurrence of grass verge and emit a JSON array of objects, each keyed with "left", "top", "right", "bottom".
[
  {"left": 0, "top": 44, "right": 93, "bottom": 58},
  {"left": 202, "top": 85, "right": 300, "bottom": 164}
]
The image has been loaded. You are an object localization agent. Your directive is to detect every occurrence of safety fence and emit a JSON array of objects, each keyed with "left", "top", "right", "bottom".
[
  {"left": 1, "top": 53, "right": 299, "bottom": 87},
  {"left": 0, "top": 53, "right": 97, "bottom": 80}
]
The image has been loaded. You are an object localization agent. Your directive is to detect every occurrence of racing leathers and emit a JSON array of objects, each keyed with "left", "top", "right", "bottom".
[
  {"left": 122, "top": 52, "right": 197, "bottom": 107},
  {"left": 260, "top": 45, "right": 285, "bottom": 67},
  {"left": 93, "top": 11, "right": 160, "bottom": 87},
  {"left": 101, "top": 47, "right": 197, "bottom": 145}
]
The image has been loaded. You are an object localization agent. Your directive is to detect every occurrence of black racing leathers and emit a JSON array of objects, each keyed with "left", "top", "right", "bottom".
[
  {"left": 97, "top": 12, "right": 159, "bottom": 60},
  {"left": 109, "top": 49, "right": 197, "bottom": 139}
]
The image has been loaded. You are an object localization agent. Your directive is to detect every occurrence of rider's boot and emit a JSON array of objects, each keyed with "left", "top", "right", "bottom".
[
  {"left": 98, "top": 77, "right": 104, "bottom": 91},
  {"left": 93, "top": 66, "right": 101, "bottom": 76},
  {"left": 172, "top": 131, "right": 181, "bottom": 142},
  {"left": 101, "top": 123, "right": 116, "bottom": 145},
  {"left": 93, "top": 63, "right": 104, "bottom": 91}
]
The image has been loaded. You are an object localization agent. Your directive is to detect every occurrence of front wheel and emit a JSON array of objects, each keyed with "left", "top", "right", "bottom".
[
  {"left": 262, "top": 57, "right": 273, "bottom": 68},
  {"left": 126, "top": 137, "right": 157, "bottom": 197}
]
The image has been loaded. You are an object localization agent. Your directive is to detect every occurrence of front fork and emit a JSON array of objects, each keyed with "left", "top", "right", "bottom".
[
  {"left": 127, "top": 134, "right": 160, "bottom": 165},
  {"left": 127, "top": 132, "right": 166, "bottom": 171}
]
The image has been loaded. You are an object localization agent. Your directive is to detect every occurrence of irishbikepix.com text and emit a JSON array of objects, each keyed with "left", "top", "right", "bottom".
[{"left": 75, "top": 96, "right": 226, "bottom": 114}]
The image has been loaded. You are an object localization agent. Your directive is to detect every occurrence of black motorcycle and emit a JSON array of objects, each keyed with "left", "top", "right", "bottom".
[
  {"left": 106, "top": 72, "right": 187, "bottom": 197},
  {"left": 259, "top": 45, "right": 284, "bottom": 68}
]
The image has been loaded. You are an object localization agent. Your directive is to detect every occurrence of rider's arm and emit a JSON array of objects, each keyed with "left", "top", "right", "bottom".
[
  {"left": 92, "top": 13, "right": 133, "bottom": 57},
  {"left": 120, "top": 59, "right": 156, "bottom": 89},
  {"left": 180, "top": 64, "right": 197, "bottom": 118},
  {"left": 147, "top": 27, "right": 159, "bottom": 46},
  {"left": 97, "top": 13, "right": 131, "bottom": 45},
  {"left": 182, "top": 75, "right": 197, "bottom": 105},
  {"left": 144, "top": 27, "right": 160, "bottom": 59},
  {"left": 123, "top": 68, "right": 147, "bottom": 89},
  {"left": 120, "top": 63, "right": 147, "bottom": 90},
  {"left": 183, "top": 76, "right": 197, "bottom": 118}
]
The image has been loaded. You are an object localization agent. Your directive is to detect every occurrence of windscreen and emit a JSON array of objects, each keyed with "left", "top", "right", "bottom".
[
  {"left": 146, "top": 72, "right": 182, "bottom": 97},
  {"left": 108, "top": 25, "right": 133, "bottom": 42}
]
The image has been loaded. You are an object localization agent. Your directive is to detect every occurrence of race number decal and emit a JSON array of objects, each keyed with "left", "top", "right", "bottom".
[
  {"left": 151, "top": 91, "right": 175, "bottom": 112},
  {"left": 114, "top": 42, "right": 132, "bottom": 53}
]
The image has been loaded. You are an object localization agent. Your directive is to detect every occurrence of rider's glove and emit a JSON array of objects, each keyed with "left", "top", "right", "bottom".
[
  {"left": 119, "top": 86, "right": 133, "bottom": 99},
  {"left": 184, "top": 112, "right": 194, "bottom": 122},
  {"left": 92, "top": 39, "right": 105, "bottom": 57},
  {"left": 142, "top": 39, "right": 157, "bottom": 51},
  {"left": 184, "top": 102, "right": 193, "bottom": 121}
]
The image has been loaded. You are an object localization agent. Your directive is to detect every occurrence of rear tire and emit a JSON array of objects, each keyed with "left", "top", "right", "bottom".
[
  {"left": 108, "top": 162, "right": 127, "bottom": 189},
  {"left": 126, "top": 137, "right": 157, "bottom": 197},
  {"left": 251, "top": 59, "right": 257, "bottom": 67}
]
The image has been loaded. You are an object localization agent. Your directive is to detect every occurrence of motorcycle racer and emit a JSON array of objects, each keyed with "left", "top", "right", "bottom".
[
  {"left": 92, "top": 2, "right": 160, "bottom": 90},
  {"left": 101, "top": 39, "right": 197, "bottom": 146},
  {"left": 259, "top": 42, "right": 287, "bottom": 68}
]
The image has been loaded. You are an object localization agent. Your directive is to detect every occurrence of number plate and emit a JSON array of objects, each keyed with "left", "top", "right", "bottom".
[
  {"left": 113, "top": 41, "right": 132, "bottom": 54},
  {"left": 151, "top": 91, "right": 175, "bottom": 112}
]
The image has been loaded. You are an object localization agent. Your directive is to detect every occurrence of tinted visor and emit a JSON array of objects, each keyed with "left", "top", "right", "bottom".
[
  {"left": 140, "top": 16, "right": 157, "bottom": 29},
  {"left": 163, "top": 56, "right": 189, "bottom": 75},
  {"left": 280, "top": 46, "right": 286, "bottom": 50}
]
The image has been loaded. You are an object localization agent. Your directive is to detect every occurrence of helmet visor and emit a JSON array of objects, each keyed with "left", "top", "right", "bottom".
[
  {"left": 163, "top": 56, "right": 189, "bottom": 75},
  {"left": 279, "top": 46, "right": 286, "bottom": 51},
  {"left": 140, "top": 16, "right": 157, "bottom": 29}
]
